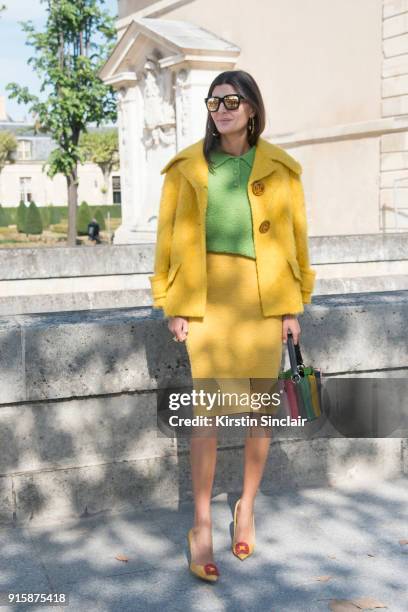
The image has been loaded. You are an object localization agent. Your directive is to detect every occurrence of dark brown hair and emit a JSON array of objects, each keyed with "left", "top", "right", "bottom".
[{"left": 203, "top": 70, "right": 266, "bottom": 173}]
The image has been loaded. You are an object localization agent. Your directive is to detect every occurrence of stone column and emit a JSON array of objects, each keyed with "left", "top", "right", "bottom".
[
  {"left": 113, "top": 83, "right": 146, "bottom": 244},
  {"left": 172, "top": 68, "right": 224, "bottom": 148},
  {"left": 139, "top": 59, "right": 176, "bottom": 242},
  {"left": 113, "top": 60, "right": 177, "bottom": 244}
]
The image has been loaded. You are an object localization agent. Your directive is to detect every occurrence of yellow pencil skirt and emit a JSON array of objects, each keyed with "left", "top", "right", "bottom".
[{"left": 185, "top": 251, "right": 283, "bottom": 418}]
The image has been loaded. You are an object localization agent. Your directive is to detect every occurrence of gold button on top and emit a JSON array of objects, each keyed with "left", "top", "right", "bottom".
[
  {"left": 252, "top": 181, "right": 265, "bottom": 196},
  {"left": 259, "top": 220, "right": 270, "bottom": 233}
]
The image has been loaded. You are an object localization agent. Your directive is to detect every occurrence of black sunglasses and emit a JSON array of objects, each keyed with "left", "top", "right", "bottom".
[{"left": 204, "top": 94, "right": 246, "bottom": 112}]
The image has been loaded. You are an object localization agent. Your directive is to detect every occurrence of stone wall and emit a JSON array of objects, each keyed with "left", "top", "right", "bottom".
[{"left": 0, "top": 293, "right": 407, "bottom": 526}]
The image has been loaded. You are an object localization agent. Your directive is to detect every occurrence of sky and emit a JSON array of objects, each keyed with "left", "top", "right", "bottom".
[{"left": 0, "top": 0, "right": 119, "bottom": 122}]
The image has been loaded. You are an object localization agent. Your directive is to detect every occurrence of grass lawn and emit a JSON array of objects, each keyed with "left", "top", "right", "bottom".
[{"left": 0, "top": 218, "right": 122, "bottom": 248}]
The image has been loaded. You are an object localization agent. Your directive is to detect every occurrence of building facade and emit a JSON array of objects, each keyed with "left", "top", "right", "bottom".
[
  {"left": 99, "top": 0, "right": 408, "bottom": 244},
  {"left": 0, "top": 99, "right": 121, "bottom": 208}
]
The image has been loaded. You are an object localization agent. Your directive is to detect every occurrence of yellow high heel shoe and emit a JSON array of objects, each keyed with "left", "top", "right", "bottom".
[
  {"left": 187, "top": 528, "right": 220, "bottom": 582},
  {"left": 232, "top": 498, "right": 255, "bottom": 560}
]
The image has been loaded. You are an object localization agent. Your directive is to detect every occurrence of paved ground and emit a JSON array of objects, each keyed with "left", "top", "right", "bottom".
[{"left": 0, "top": 477, "right": 407, "bottom": 612}]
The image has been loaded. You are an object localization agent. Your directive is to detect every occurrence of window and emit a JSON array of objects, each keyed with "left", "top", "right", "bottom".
[
  {"left": 19, "top": 177, "right": 32, "bottom": 203},
  {"left": 112, "top": 175, "right": 121, "bottom": 204},
  {"left": 17, "top": 140, "right": 33, "bottom": 161}
]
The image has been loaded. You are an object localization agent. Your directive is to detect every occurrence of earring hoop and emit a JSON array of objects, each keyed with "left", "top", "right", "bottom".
[
  {"left": 210, "top": 123, "right": 220, "bottom": 137},
  {"left": 248, "top": 116, "right": 255, "bottom": 135}
]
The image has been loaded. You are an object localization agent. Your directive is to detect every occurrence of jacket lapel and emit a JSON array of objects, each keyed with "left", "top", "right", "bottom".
[
  {"left": 160, "top": 136, "right": 302, "bottom": 218},
  {"left": 249, "top": 138, "right": 281, "bottom": 183}
]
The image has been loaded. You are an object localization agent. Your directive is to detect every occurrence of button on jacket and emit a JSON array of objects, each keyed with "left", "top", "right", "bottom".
[
  {"left": 149, "top": 136, "right": 317, "bottom": 318},
  {"left": 206, "top": 144, "right": 256, "bottom": 259}
]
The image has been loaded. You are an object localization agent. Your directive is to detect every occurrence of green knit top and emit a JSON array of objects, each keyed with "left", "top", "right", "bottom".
[{"left": 206, "top": 144, "right": 256, "bottom": 259}]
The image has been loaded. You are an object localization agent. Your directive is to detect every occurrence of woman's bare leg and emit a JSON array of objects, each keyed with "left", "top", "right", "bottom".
[
  {"left": 235, "top": 416, "right": 273, "bottom": 545},
  {"left": 189, "top": 425, "right": 218, "bottom": 565}
]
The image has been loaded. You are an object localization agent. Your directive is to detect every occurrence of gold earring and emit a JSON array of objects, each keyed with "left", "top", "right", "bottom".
[{"left": 207, "top": 119, "right": 220, "bottom": 136}]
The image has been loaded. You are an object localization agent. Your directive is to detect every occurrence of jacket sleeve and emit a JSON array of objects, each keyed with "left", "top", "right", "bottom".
[
  {"left": 289, "top": 170, "right": 316, "bottom": 304},
  {"left": 148, "top": 164, "right": 181, "bottom": 310}
]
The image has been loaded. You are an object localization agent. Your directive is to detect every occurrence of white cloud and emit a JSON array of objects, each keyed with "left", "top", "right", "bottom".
[{"left": 1, "top": 1, "right": 47, "bottom": 23}]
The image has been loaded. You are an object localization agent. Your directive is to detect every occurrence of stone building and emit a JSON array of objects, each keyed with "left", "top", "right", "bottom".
[{"left": 0, "top": 96, "right": 121, "bottom": 208}]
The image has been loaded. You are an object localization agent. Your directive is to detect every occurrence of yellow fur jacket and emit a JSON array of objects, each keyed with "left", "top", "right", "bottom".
[{"left": 149, "top": 136, "right": 316, "bottom": 318}]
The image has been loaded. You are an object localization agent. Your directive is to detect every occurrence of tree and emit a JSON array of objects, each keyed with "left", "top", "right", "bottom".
[
  {"left": 0, "top": 131, "right": 17, "bottom": 203},
  {"left": 79, "top": 129, "right": 119, "bottom": 205},
  {"left": 6, "top": 0, "right": 117, "bottom": 246}
]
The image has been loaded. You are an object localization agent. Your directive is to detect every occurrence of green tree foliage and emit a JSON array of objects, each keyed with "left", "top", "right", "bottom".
[
  {"left": 79, "top": 129, "right": 119, "bottom": 204},
  {"left": 17, "top": 200, "right": 27, "bottom": 233},
  {"left": 0, "top": 131, "right": 17, "bottom": 173},
  {"left": 77, "top": 200, "right": 92, "bottom": 235},
  {"left": 25, "top": 201, "right": 43, "bottom": 235},
  {"left": 6, "top": 0, "right": 117, "bottom": 246},
  {"left": 0, "top": 132, "right": 17, "bottom": 208},
  {"left": 0, "top": 204, "right": 10, "bottom": 227},
  {"left": 94, "top": 207, "right": 105, "bottom": 230}
]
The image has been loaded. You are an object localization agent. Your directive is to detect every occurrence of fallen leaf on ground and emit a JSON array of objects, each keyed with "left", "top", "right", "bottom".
[
  {"left": 115, "top": 553, "right": 129, "bottom": 562},
  {"left": 314, "top": 575, "right": 332, "bottom": 582},
  {"left": 329, "top": 600, "right": 360, "bottom": 612},
  {"left": 328, "top": 597, "right": 387, "bottom": 611},
  {"left": 351, "top": 597, "right": 387, "bottom": 609}
]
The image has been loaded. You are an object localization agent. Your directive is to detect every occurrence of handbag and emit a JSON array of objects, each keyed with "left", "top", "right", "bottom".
[{"left": 278, "top": 330, "right": 323, "bottom": 422}]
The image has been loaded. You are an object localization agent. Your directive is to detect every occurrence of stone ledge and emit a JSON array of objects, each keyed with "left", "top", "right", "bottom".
[
  {"left": 0, "top": 243, "right": 155, "bottom": 281},
  {"left": 0, "top": 292, "right": 408, "bottom": 405},
  {"left": 0, "top": 293, "right": 405, "bottom": 404},
  {"left": 267, "top": 116, "right": 408, "bottom": 147},
  {"left": 1, "top": 234, "right": 407, "bottom": 281}
]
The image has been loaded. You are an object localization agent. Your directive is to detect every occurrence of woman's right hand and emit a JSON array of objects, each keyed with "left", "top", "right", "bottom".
[{"left": 168, "top": 316, "right": 189, "bottom": 342}]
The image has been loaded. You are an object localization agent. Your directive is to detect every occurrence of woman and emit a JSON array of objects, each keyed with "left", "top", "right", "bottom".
[{"left": 149, "top": 70, "right": 316, "bottom": 582}]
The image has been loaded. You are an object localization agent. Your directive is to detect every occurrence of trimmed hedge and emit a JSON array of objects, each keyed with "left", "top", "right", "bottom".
[
  {"left": 0, "top": 205, "right": 11, "bottom": 227},
  {"left": 48, "top": 204, "right": 61, "bottom": 224},
  {"left": 25, "top": 201, "right": 43, "bottom": 235},
  {"left": 39, "top": 206, "right": 50, "bottom": 229},
  {"left": 94, "top": 208, "right": 106, "bottom": 230},
  {"left": 77, "top": 200, "right": 92, "bottom": 235},
  {"left": 2, "top": 203, "right": 121, "bottom": 229},
  {"left": 16, "top": 201, "right": 27, "bottom": 233}
]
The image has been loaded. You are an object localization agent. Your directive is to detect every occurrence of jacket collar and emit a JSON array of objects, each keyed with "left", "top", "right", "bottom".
[
  {"left": 160, "top": 137, "right": 302, "bottom": 193},
  {"left": 211, "top": 144, "right": 256, "bottom": 168}
]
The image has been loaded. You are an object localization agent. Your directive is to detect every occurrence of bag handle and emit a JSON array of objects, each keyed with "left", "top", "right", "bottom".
[{"left": 286, "top": 330, "right": 304, "bottom": 381}]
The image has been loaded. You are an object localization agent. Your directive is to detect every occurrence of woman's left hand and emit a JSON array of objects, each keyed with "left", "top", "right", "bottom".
[{"left": 282, "top": 315, "right": 301, "bottom": 345}]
